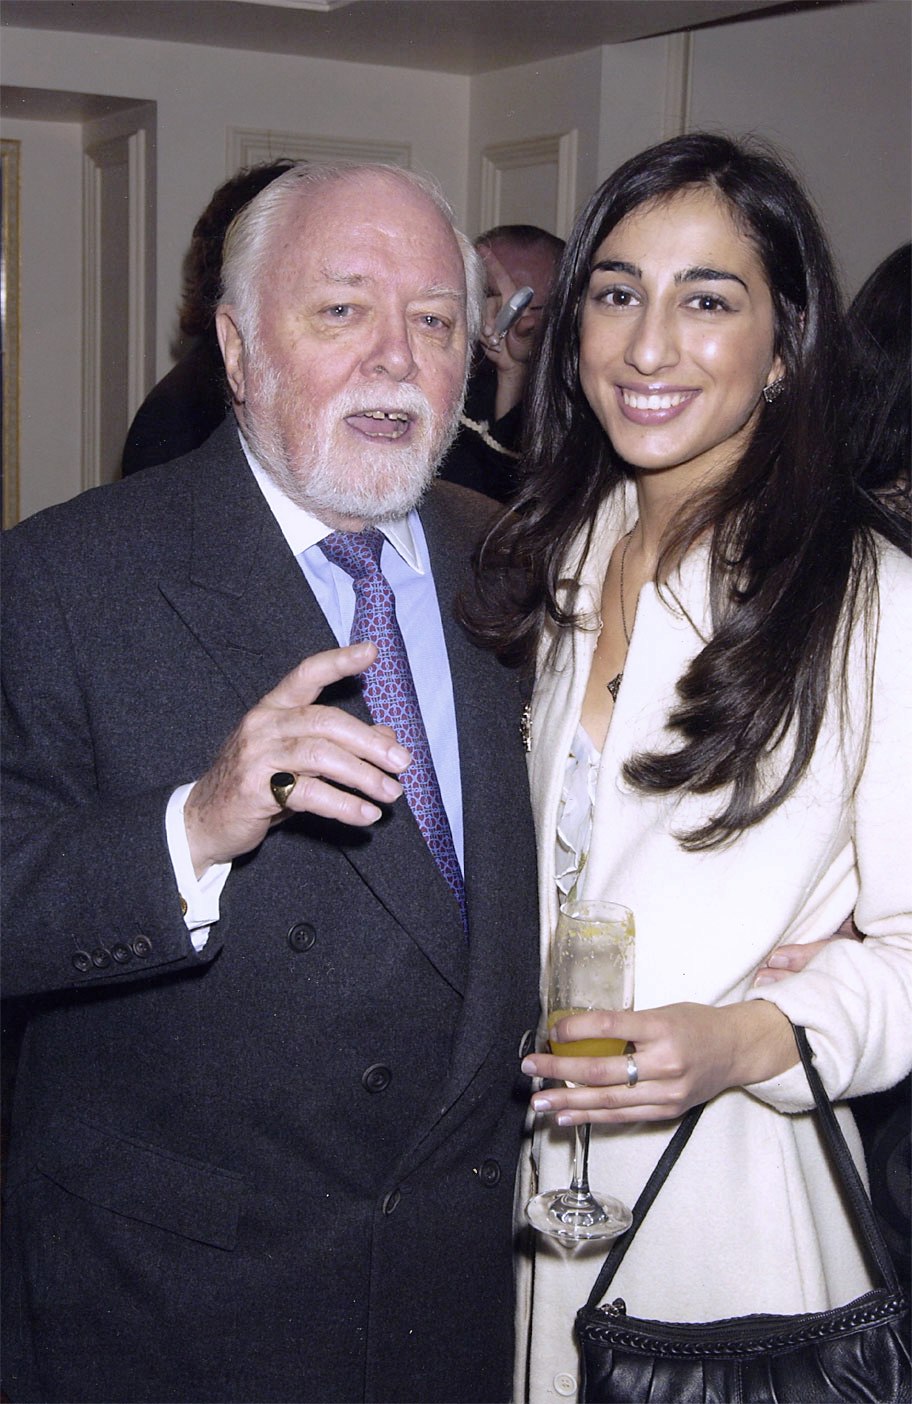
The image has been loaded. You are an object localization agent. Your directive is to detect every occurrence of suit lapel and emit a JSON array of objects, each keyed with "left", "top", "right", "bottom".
[
  {"left": 416, "top": 489, "right": 533, "bottom": 1102},
  {"left": 157, "top": 424, "right": 468, "bottom": 994}
]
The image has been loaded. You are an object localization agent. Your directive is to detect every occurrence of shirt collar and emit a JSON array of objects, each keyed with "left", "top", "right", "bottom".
[{"left": 239, "top": 428, "right": 425, "bottom": 574}]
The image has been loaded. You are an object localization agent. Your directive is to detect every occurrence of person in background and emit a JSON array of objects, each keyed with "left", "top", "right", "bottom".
[
  {"left": 120, "top": 159, "right": 295, "bottom": 475},
  {"left": 844, "top": 241, "right": 911, "bottom": 547},
  {"left": 466, "top": 133, "right": 912, "bottom": 1401},
  {"left": 2, "top": 163, "right": 538, "bottom": 1404},
  {"left": 440, "top": 224, "right": 564, "bottom": 501}
]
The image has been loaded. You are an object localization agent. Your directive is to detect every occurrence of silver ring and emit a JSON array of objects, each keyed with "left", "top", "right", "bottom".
[
  {"left": 269, "top": 771, "right": 297, "bottom": 808},
  {"left": 625, "top": 1053, "right": 638, "bottom": 1088}
]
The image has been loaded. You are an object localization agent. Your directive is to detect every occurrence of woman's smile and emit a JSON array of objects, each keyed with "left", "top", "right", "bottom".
[{"left": 616, "top": 383, "right": 700, "bottom": 423}]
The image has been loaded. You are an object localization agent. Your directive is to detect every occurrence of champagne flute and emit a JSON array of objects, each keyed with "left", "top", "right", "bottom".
[{"left": 526, "top": 898, "right": 635, "bottom": 1244}]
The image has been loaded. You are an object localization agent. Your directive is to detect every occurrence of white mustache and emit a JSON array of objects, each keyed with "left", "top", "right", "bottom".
[{"left": 328, "top": 384, "right": 434, "bottom": 421}]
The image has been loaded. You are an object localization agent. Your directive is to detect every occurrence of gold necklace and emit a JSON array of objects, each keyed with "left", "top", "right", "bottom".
[{"left": 606, "top": 530, "right": 633, "bottom": 703}]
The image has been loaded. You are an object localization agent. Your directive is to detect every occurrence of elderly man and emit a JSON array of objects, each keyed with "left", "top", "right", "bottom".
[{"left": 1, "top": 165, "right": 538, "bottom": 1404}]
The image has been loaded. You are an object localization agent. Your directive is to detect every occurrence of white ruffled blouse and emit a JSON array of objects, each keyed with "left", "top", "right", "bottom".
[{"left": 554, "top": 724, "right": 601, "bottom": 901}]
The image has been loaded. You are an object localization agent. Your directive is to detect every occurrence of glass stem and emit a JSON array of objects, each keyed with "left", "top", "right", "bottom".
[{"left": 569, "top": 1123, "right": 592, "bottom": 1199}]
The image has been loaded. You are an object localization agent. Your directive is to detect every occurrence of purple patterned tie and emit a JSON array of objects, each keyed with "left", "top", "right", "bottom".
[{"left": 320, "top": 528, "right": 467, "bottom": 932}]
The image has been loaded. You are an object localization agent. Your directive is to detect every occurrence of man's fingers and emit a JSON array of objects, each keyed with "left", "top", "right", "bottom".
[
  {"left": 266, "top": 641, "right": 378, "bottom": 709},
  {"left": 279, "top": 735, "right": 406, "bottom": 808}
]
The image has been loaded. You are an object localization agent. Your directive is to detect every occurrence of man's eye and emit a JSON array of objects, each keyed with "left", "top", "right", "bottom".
[{"left": 325, "top": 304, "right": 353, "bottom": 318}]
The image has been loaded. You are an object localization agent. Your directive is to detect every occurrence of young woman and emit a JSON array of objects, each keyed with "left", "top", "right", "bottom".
[{"left": 468, "top": 133, "right": 912, "bottom": 1401}]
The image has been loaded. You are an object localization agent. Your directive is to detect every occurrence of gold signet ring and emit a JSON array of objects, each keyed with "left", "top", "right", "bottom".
[
  {"left": 625, "top": 1053, "right": 639, "bottom": 1088},
  {"left": 269, "top": 771, "right": 297, "bottom": 808}
]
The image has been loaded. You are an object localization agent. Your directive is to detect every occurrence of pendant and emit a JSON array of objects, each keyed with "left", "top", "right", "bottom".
[
  {"left": 520, "top": 703, "right": 532, "bottom": 752},
  {"left": 606, "top": 672, "right": 623, "bottom": 702}
]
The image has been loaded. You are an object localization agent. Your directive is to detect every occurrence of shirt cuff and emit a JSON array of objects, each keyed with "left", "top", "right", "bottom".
[{"left": 166, "top": 783, "right": 231, "bottom": 953}]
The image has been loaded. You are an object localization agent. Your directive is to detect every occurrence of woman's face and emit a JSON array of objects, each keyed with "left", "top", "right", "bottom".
[{"left": 579, "top": 186, "right": 784, "bottom": 491}]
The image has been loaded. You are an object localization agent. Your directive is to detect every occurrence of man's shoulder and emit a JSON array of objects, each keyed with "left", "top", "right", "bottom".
[
  {"left": 422, "top": 477, "right": 508, "bottom": 550},
  {"left": 5, "top": 421, "right": 245, "bottom": 558}
]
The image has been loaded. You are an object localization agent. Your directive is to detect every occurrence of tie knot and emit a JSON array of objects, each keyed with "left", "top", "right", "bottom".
[{"left": 320, "top": 528, "right": 385, "bottom": 581}]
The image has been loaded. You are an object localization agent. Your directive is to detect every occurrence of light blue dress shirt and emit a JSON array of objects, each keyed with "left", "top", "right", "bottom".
[{"left": 168, "top": 440, "right": 465, "bottom": 945}]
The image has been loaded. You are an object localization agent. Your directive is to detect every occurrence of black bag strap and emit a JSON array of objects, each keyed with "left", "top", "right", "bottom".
[{"left": 585, "top": 1022, "right": 902, "bottom": 1309}]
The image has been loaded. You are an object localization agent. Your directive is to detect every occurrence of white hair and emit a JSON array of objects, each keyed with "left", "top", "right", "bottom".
[{"left": 219, "top": 161, "right": 485, "bottom": 347}]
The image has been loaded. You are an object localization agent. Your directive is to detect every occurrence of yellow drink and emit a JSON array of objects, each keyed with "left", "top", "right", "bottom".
[{"left": 547, "top": 1010, "right": 627, "bottom": 1059}]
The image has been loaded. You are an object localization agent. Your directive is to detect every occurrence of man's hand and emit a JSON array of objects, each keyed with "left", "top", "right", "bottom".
[{"left": 184, "top": 641, "right": 409, "bottom": 877}]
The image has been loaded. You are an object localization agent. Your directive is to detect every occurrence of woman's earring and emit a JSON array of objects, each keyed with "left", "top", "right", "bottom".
[{"left": 762, "top": 377, "right": 785, "bottom": 404}]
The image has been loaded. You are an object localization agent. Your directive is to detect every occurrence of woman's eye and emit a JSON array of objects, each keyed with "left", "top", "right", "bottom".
[
  {"left": 596, "top": 286, "right": 637, "bottom": 308},
  {"left": 325, "top": 304, "right": 353, "bottom": 319},
  {"left": 689, "top": 293, "right": 730, "bottom": 313}
]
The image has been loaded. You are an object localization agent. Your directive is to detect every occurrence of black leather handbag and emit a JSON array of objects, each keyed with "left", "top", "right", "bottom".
[{"left": 575, "top": 1025, "right": 911, "bottom": 1403}]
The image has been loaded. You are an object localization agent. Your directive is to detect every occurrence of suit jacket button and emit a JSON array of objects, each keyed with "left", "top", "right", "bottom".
[
  {"left": 72, "top": 951, "right": 91, "bottom": 973},
  {"left": 131, "top": 936, "right": 152, "bottom": 958},
  {"left": 361, "top": 1064, "right": 392, "bottom": 1093},
  {"left": 381, "top": 1188, "right": 401, "bottom": 1215},
  {"left": 518, "top": 1028, "right": 535, "bottom": 1059},
  {"left": 111, "top": 943, "right": 133, "bottom": 963},
  {"left": 477, "top": 1158, "right": 502, "bottom": 1187},
  {"left": 287, "top": 922, "right": 316, "bottom": 952},
  {"left": 91, "top": 947, "right": 111, "bottom": 969}
]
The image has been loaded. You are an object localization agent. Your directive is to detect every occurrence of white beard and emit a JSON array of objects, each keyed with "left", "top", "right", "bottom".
[{"left": 241, "top": 354, "right": 464, "bottom": 523}]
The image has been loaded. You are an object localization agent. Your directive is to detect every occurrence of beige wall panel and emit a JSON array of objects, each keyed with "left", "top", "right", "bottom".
[
  {"left": 0, "top": 117, "right": 83, "bottom": 517},
  {"left": 689, "top": 0, "right": 911, "bottom": 294}
]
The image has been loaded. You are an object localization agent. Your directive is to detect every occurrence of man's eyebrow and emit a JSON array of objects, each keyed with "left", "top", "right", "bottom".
[
  {"left": 314, "top": 268, "right": 463, "bottom": 303},
  {"left": 317, "top": 267, "right": 369, "bottom": 287},
  {"left": 419, "top": 284, "right": 464, "bottom": 303}
]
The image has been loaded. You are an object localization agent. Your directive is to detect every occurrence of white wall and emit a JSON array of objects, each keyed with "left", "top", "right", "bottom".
[
  {"left": 689, "top": 0, "right": 912, "bottom": 294},
  {"left": 2, "top": 25, "right": 471, "bottom": 514},
  {"left": 467, "top": 46, "right": 603, "bottom": 235},
  {"left": 2, "top": 4, "right": 910, "bottom": 518},
  {"left": 596, "top": 34, "right": 673, "bottom": 181},
  {"left": 3, "top": 27, "right": 472, "bottom": 372},
  {"left": 1, "top": 116, "right": 84, "bottom": 517}
]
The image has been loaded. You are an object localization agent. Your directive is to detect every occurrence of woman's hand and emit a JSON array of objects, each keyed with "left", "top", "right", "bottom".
[
  {"left": 521, "top": 999, "right": 796, "bottom": 1126},
  {"left": 753, "top": 918, "right": 859, "bottom": 985}
]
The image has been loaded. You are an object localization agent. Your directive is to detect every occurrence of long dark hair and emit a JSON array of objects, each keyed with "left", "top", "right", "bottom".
[{"left": 467, "top": 132, "right": 878, "bottom": 849}]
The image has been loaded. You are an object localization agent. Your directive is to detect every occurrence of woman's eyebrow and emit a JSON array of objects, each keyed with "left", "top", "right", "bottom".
[
  {"left": 589, "top": 258, "right": 749, "bottom": 294},
  {"left": 590, "top": 258, "right": 639, "bottom": 277},
  {"left": 675, "top": 265, "right": 749, "bottom": 291}
]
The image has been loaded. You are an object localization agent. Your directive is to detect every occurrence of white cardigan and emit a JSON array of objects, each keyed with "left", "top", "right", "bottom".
[{"left": 515, "top": 485, "right": 912, "bottom": 1404}]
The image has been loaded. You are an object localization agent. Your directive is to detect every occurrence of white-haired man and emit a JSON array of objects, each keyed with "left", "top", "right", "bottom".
[{"left": 2, "top": 165, "right": 538, "bottom": 1404}]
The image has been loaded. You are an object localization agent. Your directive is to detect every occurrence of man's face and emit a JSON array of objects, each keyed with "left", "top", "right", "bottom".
[{"left": 219, "top": 172, "right": 470, "bottom": 528}]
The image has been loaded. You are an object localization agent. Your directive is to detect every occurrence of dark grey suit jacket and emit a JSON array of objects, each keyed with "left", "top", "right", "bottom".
[{"left": 1, "top": 420, "right": 539, "bottom": 1404}]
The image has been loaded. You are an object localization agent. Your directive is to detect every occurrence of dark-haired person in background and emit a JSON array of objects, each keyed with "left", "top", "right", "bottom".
[
  {"left": 121, "top": 159, "right": 295, "bottom": 475},
  {"left": 466, "top": 134, "right": 912, "bottom": 1399},
  {"left": 846, "top": 241, "right": 911, "bottom": 546}
]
